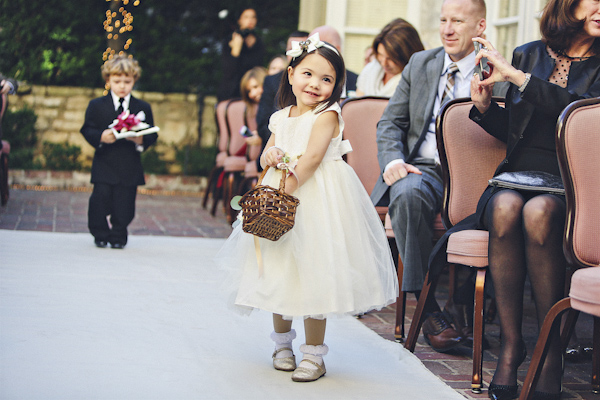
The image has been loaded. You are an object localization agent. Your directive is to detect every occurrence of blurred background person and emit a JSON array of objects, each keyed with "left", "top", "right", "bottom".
[
  {"left": 267, "top": 55, "right": 288, "bottom": 75},
  {"left": 217, "top": 8, "right": 265, "bottom": 102},
  {"left": 356, "top": 18, "right": 424, "bottom": 97}
]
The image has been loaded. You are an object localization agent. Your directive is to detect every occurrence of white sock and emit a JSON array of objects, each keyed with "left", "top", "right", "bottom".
[
  {"left": 271, "top": 330, "right": 296, "bottom": 359},
  {"left": 299, "top": 344, "right": 329, "bottom": 370}
]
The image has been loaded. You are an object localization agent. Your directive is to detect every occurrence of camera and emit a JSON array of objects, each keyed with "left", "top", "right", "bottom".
[
  {"left": 236, "top": 28, "right": 255, "bottom": 38},
  {"left": 473, "top": 41, "right": 488, "bottom": 80},
  {"left": 239, "top": 126, "right": 253, "bottom": 137}
]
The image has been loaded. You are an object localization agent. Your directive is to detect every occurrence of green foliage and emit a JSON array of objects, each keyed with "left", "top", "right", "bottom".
[
  {"left": 0, "top": 0, "right": 299, "bottom": 94},
  {"left": 141, "top": 145, "right": 170, "bottom": 175},
  {"left": 41, "top": 141, "right": 83, "bottom": 171},
  {"left": 175, "top": 145, "right": 217, "bottom": 176},
  {"left": 0, "top": 0, "right": 106, "bottom": 87},
  {"left": 1, "top": 106, "right": 38, "bottom": 169}
]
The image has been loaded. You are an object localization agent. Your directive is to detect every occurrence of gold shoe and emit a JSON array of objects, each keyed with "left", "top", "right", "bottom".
[
  {"left": 272, "top": 347, "right": 296, "bottom": 371},
  {"left": 291, "top": 359, "right": 326, "bottom": 382}
]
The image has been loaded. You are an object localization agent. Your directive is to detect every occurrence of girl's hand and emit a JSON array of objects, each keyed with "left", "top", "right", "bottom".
[{"left": 264, "top": 146, "right": 284, "bottom": 168}]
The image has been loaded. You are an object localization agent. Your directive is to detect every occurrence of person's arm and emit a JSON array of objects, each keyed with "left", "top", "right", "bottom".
[
  {"left": 255, "top": 73, "right": 280, "bottom": 170},
  {"left": 80, "top": 100, "right": 116, "bottom": 148}
]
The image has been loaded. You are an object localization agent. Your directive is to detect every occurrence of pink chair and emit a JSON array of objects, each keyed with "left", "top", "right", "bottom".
[
  {"left": 341, "top": 96, "right": 447, "bottom": 342},
  {"left": 1, "top": 91, "right": 10, "bottom": 206},
  {"left": 222, "top": 99, "right": 260, "bottom": 223},
  {"left": 203, "top": 100, "right": 231, "bottom": 214},
  {"left": 519, "top": 97, "right": 600, "bottom": 399},
  {"left": 404, "top": 97, "right": 506, "bottom": 393}
]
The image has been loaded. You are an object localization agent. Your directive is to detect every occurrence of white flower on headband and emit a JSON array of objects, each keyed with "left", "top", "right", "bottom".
[{"left": 286, "top": 33, "right": 339, "bottom": 59}]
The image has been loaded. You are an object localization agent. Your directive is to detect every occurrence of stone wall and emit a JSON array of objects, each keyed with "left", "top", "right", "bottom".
[{"left": 8, "top": 85, "right": 219, "bottom": 174}]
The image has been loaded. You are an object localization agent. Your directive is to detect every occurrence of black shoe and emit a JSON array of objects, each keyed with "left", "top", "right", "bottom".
[
  {"left": 488, "top": 383, "right": 518, "bottom": 400},
  {"left": 110, "top": 242, "right": 125, "bottom": 249},
  {"left": 95, "top": 240, "right": 108, "bottom": 248},
  {"left": 531, "top": 391, "right": 561, "bottom": 400}
]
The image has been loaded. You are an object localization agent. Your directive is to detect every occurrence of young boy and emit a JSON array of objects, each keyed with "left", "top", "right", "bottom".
[{"left": 80, "top": 54, "right": 157, "bottom": 249}]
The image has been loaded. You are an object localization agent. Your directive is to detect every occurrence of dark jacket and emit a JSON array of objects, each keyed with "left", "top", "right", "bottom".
[
  {"left": 80, "top": 94, "right": 157, "bottom": 186},
  {"left": 428, "top": 40, "right": 600, "bottom": 280}
]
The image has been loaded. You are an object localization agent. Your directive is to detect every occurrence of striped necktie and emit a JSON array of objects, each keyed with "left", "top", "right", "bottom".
[
  {"left": 117, "top": 98, "right": 124, "bottom": 114},
  {"left": 441, "top": 63, "right": 459, "bottom": 105}
]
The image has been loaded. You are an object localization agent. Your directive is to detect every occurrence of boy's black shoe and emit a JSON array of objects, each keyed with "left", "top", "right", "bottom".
[
  {"left": 95, "top": 240, "right": 108, "bottom": 248},
  {"left": 111, "top": 242, "right": 125, "bottom": 249}
]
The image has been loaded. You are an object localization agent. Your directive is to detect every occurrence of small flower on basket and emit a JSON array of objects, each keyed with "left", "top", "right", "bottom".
[{"left": 279, "top": 153, "right": 302, "bottom": 175}]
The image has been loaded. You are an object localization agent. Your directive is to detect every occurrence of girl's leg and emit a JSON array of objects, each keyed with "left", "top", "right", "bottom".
[
  {"left": 292, "top": 318, "right": 328, "bottom": 382},
  {"left": 271, "top": 314, "right": 296, "bottom": 371},
  {"left": 522, "top": 195, "right": 566, "bottom": 394},
  {"left": 483, "top": 190, "right": 528, "bottom": 387}
]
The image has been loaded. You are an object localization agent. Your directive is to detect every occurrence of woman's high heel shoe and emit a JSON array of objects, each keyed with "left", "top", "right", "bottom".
[
  {"left": 488, "top": 345, "right": 528, "bottom": 400},
  {"left": 488, "top": 383, "right": 518, "bottom": 400},
  {"left": 531, "top": 390, "right": 561, "bottom": 400}
]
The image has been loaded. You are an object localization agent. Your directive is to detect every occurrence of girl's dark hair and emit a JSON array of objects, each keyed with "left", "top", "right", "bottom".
[
  {"left": 540, "top": 0, "right": 600, "bottom": 56},
  {"left": 372, "top": 18, "right": 424, "bottom": 73},
  {"left": 276, "top": 42, "right": 346, "bottom": 112}
]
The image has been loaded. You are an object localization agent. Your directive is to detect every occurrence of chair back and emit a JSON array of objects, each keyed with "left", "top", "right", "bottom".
[
  {"left": 436, "top": 98, "right": 506, "bottom": 228},
  {"left": 214, "top": 100, "right": 230, "bottom": 153},
  {"left": 225, "top": 98, "right": 247, "bottom": 156},
  {"left": 340, "top": 96, "right": 389, "bottom": 195},
  {"left": 556, "top": 97, "right": 600, "bottom": 268}
]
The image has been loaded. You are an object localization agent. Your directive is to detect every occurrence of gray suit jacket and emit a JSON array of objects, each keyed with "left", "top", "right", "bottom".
[{"left": 371, "top": 47, "right": 506, "bottom": 205}]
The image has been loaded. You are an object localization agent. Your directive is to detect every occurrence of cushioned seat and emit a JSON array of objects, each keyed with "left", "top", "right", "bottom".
[
  {"left": 447, "top": 230, "right": 488, "bottom": 268},
  {"left": 570, "top": 267, "right": 600, "bottom": 316}
]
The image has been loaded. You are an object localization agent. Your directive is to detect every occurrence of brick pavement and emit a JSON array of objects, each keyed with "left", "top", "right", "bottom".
[{"left": 1, "top": 187, "right": 597, "bottom": 399}]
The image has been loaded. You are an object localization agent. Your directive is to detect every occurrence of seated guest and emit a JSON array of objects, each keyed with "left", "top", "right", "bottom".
[
  {"left": 430, "top": 0, "right": 600, "bottom": 397},
  {"left": 356, "top": 18, "right": 424, "bottom": 98},
  {"left": 267, "top": 55, "right": 287, "bottom": 75}
]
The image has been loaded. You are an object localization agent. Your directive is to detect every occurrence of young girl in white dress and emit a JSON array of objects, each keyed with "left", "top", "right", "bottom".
[{"left": 216, "top": 33, "right": 398, "bottom": 382}]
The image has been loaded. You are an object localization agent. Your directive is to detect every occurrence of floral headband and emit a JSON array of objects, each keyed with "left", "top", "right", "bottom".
[{"left": 286, "top": 33, "right": 340, "bottom": 59}]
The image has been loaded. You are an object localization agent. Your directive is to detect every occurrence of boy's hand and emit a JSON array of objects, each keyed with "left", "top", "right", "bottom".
[
  {"left": 126, "top": 135, "right": 143, "bottom": 145},
  {"left": 100, "top": 129, "right": 116, "bottom": 144}
]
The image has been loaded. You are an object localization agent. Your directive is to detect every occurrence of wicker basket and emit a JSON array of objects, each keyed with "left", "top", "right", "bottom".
[{"left": 239, "top": 166, "right": 300, "bottom": 241}]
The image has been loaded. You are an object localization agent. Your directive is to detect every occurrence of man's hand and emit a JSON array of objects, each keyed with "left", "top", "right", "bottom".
[{"left": 383, "top": 162, "right": 422, "bottom": 186}]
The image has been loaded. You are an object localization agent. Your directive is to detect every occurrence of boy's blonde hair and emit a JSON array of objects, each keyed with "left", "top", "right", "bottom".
[{"left": 101, "top": 54, "right": 141, "bottom": 81}]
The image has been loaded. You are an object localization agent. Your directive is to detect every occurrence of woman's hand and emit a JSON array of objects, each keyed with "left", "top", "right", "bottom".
[
  {"left": 473, "top": 37, "right": 529, "bottom": 89},
  {"left": 244, "top": 131, "right": 262, "bottom": 146},
  {"left": 229, "top": 32, "right": 244, "bottom": 57},
  {"left": 471, "top": 72, "right": 493, "bottom": 114}
]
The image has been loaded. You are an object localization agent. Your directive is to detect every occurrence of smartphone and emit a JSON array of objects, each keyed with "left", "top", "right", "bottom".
[
  {"left": 239, "top": 125, "right": 253, "bottom": 137},
  {"left": 473, "top": 41, "right": 487, "bottom": 80}
]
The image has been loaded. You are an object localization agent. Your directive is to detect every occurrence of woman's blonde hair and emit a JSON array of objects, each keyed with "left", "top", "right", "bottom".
[
  {"left": 240, "top": 66, "right": 267, "bottom": 106},
  {"left": 101, "top": 54, "right": 142, "bottom": 81}
]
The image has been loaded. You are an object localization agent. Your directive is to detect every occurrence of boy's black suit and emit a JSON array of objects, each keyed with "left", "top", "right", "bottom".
[{"left": 81, "top": 94, "right": 157, "bottom": 246}]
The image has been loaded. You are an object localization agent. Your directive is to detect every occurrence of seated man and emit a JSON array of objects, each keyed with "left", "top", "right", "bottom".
[{"left": 371, "top": 0, "right": 504, "bottom": 352}]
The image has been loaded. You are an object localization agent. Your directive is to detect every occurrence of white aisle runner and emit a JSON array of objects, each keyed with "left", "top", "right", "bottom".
[{"left": 0, "top": 230, "right": 463, "bottom": 400}]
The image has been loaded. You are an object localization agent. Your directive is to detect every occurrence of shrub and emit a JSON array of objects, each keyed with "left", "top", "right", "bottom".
[
  {"left": 2, "top": 106, "right": 38, "bottom": 169},
  {"left": 141, "top": 145, "right": 170, "bottom": 175},
  {"left": 41, "top": 141, "right": 83, "bottom": 170},
  {"left": 175, "top": 144, "right": 217, "bottom": 176}
]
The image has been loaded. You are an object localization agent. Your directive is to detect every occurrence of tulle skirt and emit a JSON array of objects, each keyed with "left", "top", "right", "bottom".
[{"left": 215, "top": 159, "right": 399, "bottom": 320}]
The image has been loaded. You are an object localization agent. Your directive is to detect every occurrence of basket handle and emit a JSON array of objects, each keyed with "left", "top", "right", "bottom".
[{"left": 256, "top": 165, "right": 289, "bottom": 193}]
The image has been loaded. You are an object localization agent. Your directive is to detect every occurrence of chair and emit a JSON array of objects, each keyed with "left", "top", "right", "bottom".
[
  {"left": 222, "top": 99, "right": 260, "bottom": 223},
  {"left": 1, "top": 92, "right": 10, "bottom": 206},
  {"left": 340, "top": 96, "right": 447, "bottom": 342},
  {"left": 340, "top": 96, "right": 389, "bottom": 217},
  {"left": 519, "top": 97, "right": 600, "bottom": 399},
  {"left": 203, "top": 99, "right": 231, "bottom": 215},
  {"left": 403, "top": 97, "right": 506, "bottom": 394}
]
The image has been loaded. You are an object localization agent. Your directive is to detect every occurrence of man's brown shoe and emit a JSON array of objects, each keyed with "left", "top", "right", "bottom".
[{"left": 421, "top": 311, "right": 464, "bottom": 352}]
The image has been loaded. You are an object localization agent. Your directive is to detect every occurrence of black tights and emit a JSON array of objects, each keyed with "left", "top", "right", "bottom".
[{"left": 483, "top": 190, "right": 566, "bottom": 394}]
